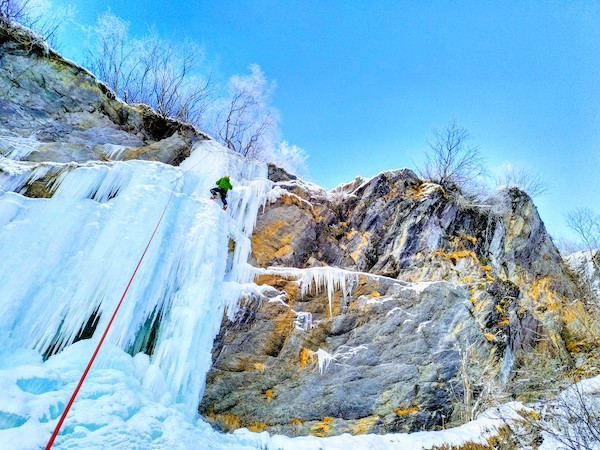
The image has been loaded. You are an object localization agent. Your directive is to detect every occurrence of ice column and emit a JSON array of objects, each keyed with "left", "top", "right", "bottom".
[{"left": 0, "top": 140, "right": 271, "bottom": 418}]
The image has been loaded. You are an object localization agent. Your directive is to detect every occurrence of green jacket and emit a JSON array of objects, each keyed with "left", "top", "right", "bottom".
[{"left": 216, "top": 177, "right": 233, "bottom": 191}]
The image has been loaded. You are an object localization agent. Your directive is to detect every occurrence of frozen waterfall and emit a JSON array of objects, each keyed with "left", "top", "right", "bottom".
[{"left": 0, "top": 140, "right": 273, "bottom": 447}]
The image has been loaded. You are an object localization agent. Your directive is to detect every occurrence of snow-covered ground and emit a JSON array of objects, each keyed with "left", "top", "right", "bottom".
[
  {"left": 0, "top": 140, "right": 589, "bottom": 449},
  {"left": 0, "top": 339, "right": 535, "bottom": 450}
]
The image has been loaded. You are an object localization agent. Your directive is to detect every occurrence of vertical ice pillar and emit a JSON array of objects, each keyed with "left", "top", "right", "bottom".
[{"left": 0, "top": 140, "right": 273, "bottom": 419}]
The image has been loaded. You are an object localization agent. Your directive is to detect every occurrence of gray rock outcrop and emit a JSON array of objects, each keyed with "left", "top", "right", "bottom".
[
  {"left": 0, "top": 22, "right": 206, "bottom": 167},
  {"left": 200, "top": 170, "right": 598, "bottom": 436}
]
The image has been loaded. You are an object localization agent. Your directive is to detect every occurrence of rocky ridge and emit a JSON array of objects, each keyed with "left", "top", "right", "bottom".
[
  {"left": 0, "top": 22, "right": 206, "bottom": 172},
  {"left": 1, "top": 20, "right": 599, "bottom": 442},
  {"left": 200, "top": 168, "right": 600, "bottom": 436}
]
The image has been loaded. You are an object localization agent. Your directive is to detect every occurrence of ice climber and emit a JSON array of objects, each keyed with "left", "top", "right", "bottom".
[{"left": 210, "top": 175, "right": 232, "bottom": 210}]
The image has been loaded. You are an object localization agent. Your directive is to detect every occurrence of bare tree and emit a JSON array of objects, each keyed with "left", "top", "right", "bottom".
[
  {"left": 542, "top": 382, "right": 600, "bottom": 450},
  {"left": 554, "top": 235, "right": 585, "bottom": 256},
  {"left": 84, "top": 10, "right": 134, "bottom": 95},
  {"left": 449, "top": 342, "right": 507, "bottom": 425},
  {"left": 84, "top": 11, "right": 214, "bottom": 125},
  {"left": 83, "top": 10, "right": 292, "bottom": 165},
  {"left": 127, "top": 30, "right": 215, "bottom": 124},
  {"left": 418, "top": 119, "right": 486, "bottom": 192},
  {"left": 494, "top": 381, "right": 600, "bottom": 450},
  {"left": 565, "top": 208, "right": 600, "bottom": 271},
  {"left": 0, "top": 0, "right": 75, "bottom": 47},
  {"left": 495, "top": 165, "right": 550, "bottom": 198},
  {"left": 0, "top": 0, "right": 30, "bottom": 24},
  {"left": 566, "top": 208, "right": 600, "bottom": 251},
  {"left": 212, "top": 64, "right": 279, "bottom": 159},
  {"left": 265, "top": 141, "right": 308, "bottom": 177}
]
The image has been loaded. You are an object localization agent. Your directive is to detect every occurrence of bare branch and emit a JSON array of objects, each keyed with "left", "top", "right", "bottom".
[
  {"left": 417, "top": 119, "right": 486, "bottom": 193},
  {"left": 0, "top": 0, "right": 75, "bottom": 48},
  {"left": 565, "top": 208, "right": 600, "bottom": 271},
  {"left": 210, "top": 64, "right": 279, "bottom": 159},
  {"left": 565, "top": 208, "right": 600, "bottom": 251},
  {"left": 0, "top": 0, "right": 31, "bottom": 25},
  {"left": 495, "top": 165, "right": 551, "bottom": 198}
]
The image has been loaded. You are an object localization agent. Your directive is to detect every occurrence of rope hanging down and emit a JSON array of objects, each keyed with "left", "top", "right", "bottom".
[{"left": 44, "top": 186, "right": 177, "bottom": 450}]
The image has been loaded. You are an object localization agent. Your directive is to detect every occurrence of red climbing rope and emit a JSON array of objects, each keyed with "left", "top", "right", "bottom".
[{"left": 44, "top": 187, "right": 176, "bottom": 450}]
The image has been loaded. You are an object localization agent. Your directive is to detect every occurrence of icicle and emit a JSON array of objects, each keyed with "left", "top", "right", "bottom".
[
  {"left": 0, "top": 158, "right": 53, "bottom": 194},
  {"left": 313, "top": 345, "right": 367, "bottom": 375},
  {"left": 0, "top": 134, "right": 42, "bottom": 160},
  {"left": 255, "top": 266, "right": 359, "bottom": 318},
  {"left": 0, "top": 139, "right": 272, "bottom": 420},
  {"left": 298, "top": 267, "right": 359, "bottom": 318},
  {"left": 314, "top": 348, "right": 334, "bottom": 375},
  {"left": 293, "top": 311, "right": 313, "bottom": 331}
]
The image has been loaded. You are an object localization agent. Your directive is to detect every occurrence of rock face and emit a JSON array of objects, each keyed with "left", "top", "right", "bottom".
[
  {"left": 201, "top": 170, "right": 600, "bottom": 436},
  {"left": 0, "top": 22, "right": 205, "bottom": 166},
  {"left": 2, "top": 20, "right": 599, "bottom": 442}
]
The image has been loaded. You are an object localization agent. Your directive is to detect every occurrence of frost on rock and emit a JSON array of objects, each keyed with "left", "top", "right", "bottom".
[
  {"left": 313, "top": 345, "right": 367, "bottom": 375},
  {"left": 0, "top": 133, "right": 43, "bottom": 160},
  {"left": 0, "top": 158, "right": 60, "bottom": 195},
  {"left": 293, "top": 311, "right": 313, "bottom": 331}
]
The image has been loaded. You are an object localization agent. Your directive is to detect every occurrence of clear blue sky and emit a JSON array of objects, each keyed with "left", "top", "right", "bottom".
[{"left": 52, "top": 0, "right": 600, "bottom": 242}]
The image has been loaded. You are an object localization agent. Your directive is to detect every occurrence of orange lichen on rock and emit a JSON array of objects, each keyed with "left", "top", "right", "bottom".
[
  {"left": 247, "top": 421, "right": 268, "bottom": 433},
  {"left": 310, "top": 416, "right": 334, "bottom": 437},
  {"left": 260, "top": 310, "right": 294, "bottom": 356},
  {"left": 566, "top": 340, "right": 591, "bottom": 353},
  {"left": 432, "top": 249, "right": 448, "bottom": 258},
  {"left": 531, "top": 276, "right": 559, "bottom": 311},
  {"left": 251, "top": 220, "right": 295, "bottom": 265},
  {"left": 563, "top": 307, "right": 577, "bottom": 323},
  {"left": 349, "top": 416, "right": 379, "bottom": 435},
  {"left": 299, "top": 347, "right": 315, "bottom": 370},
  {"left": 383, "top": 187, "right": 398, "bottom": 201},
  {"left": 449, "top": 250, "right": 478, "bottom": 262},
  {"left": 254, "top": 273, "right": 299, "bottom": 300},
  {"left": 405, "top": 181, "right": 442, "bottom": 199},
  {"left": 394, "top": 405, "right": 420, "bottom": 416},
  {"left": 438, "top": 249, "right": 495, "bottom": 281},
  {"left": 348, "top": 231, "right": 370, "bottom": 262},
  {"left": 204, "top": 407, "right": 242, "bottom": 432},
  {"left": 279, "top": 193, "right": 309, "bottom": 209},
  {"left": 463, "top": 234, "right": 477, "bottom": 244}
]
